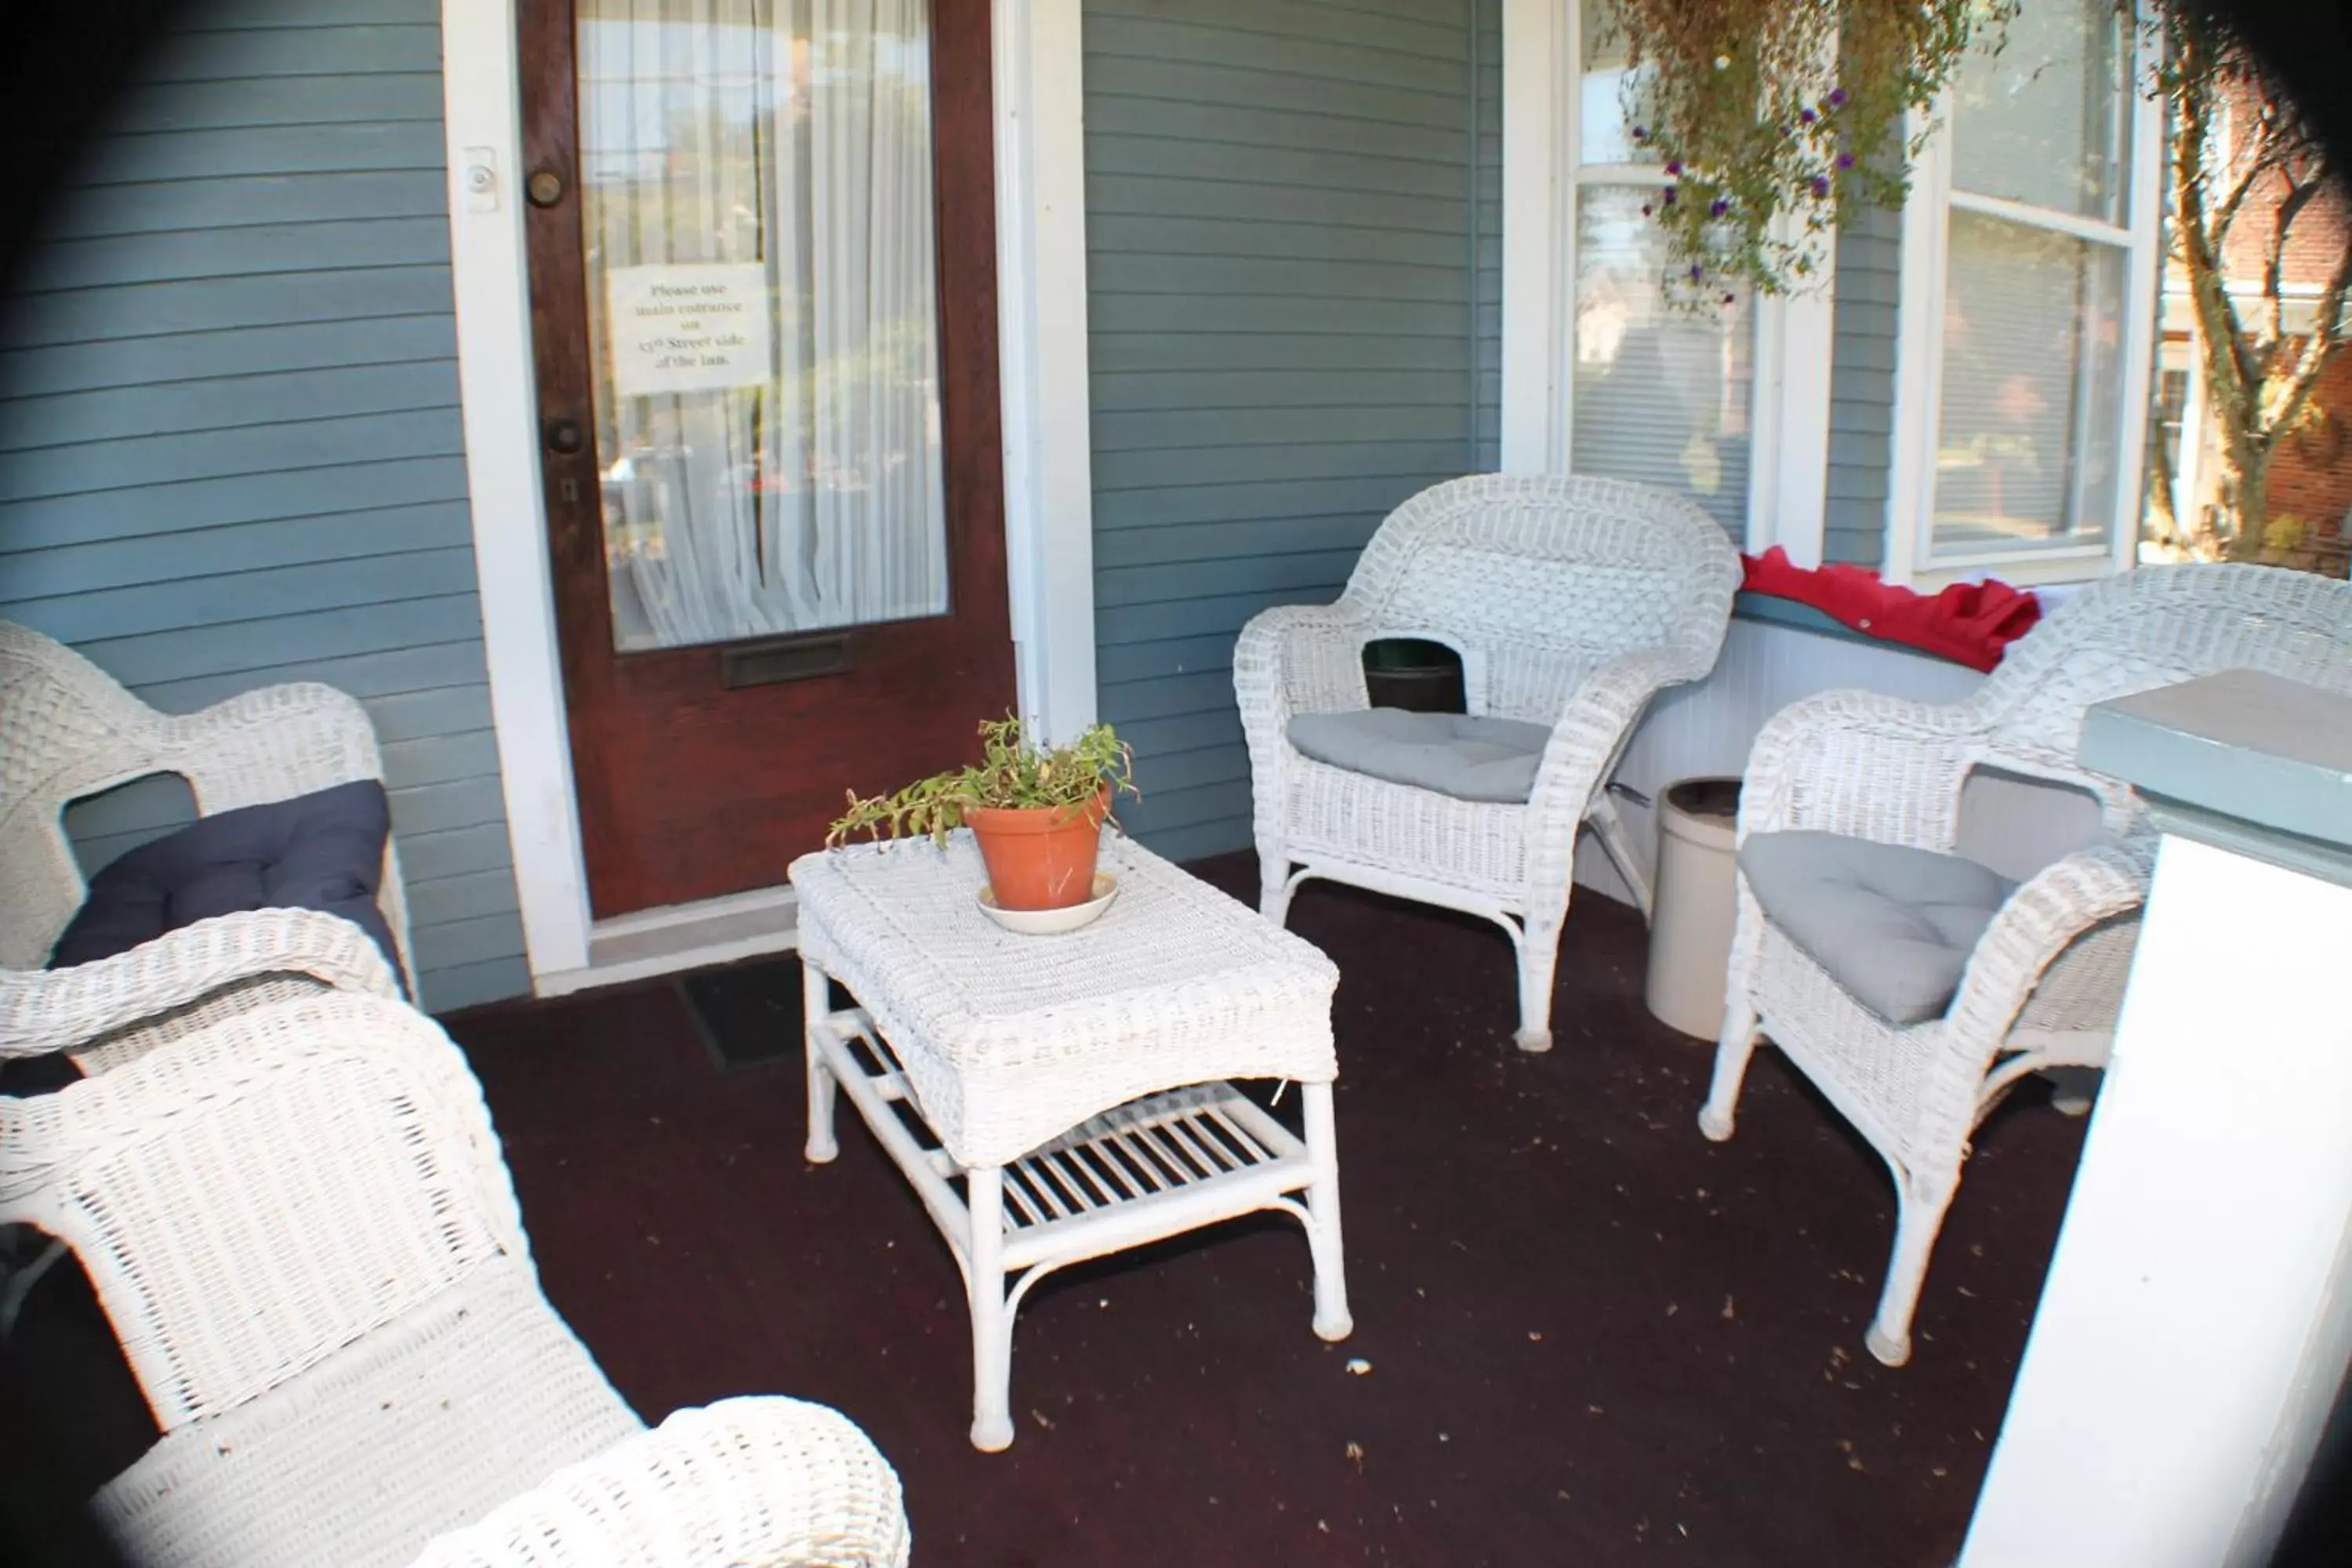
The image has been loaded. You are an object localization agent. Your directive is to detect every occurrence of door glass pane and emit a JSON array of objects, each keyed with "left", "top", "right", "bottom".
[
  {"left": 1947, "top": 0, "right": 2131, "bottom": 224},
  {"left": 1571, "top": 187, "right": 1754, "bottom": 535},
  {"left": 1929, "top": 210, "right": 2127, "bottom": 559},
  {"left": 578, "top": 0, "right": 948, "bottom": 654}
]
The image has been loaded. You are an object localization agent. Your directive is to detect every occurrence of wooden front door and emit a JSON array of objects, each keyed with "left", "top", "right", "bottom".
[{"left": 519, "top": 0, "right": 1013, "bottom": 917}]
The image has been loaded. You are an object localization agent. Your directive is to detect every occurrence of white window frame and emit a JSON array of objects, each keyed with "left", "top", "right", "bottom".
[
  {"left": 1501, "top": 0, "right": 1836, "bottom": 565},
  {"left": 1883, "top": 9, "right": 2165, "bottom": 590}
]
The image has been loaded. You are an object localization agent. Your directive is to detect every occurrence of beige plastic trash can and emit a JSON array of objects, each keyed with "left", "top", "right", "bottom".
[{"left": 1645, "top": 778, "right": 1741, "bottom": 1040}]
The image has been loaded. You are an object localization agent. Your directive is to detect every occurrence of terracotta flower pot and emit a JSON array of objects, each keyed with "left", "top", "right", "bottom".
[{"left": 964, "top": 787, "right": 1110, "bottom": 912}]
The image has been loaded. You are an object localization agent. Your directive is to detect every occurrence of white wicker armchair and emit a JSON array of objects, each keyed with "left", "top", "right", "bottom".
[
  {"left": 0, "top": 621, "right": 411, "bottom": 1069},
  {"left": 1700, "top": 564, "right": 2352, "bottom": 1367},
  {"left": 0, "top": 992, "right": 910, "bottom": 1568},
  {"left": 1236, "top": 474, "right": 1742, "bottom": 1051}
]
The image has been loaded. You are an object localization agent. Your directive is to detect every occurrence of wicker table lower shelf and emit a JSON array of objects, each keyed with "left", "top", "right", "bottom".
[{"left": 803, "top": 982, "right": 1352, "bottom": 1452}]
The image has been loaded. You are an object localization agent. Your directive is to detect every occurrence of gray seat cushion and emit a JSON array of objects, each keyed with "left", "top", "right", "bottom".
[
  {"left": 1738, "top": 830, "right": 2017, "bottom": 1026},
  {"left": 1286, "top": 708, "right": 1553, "bottom": 804}
]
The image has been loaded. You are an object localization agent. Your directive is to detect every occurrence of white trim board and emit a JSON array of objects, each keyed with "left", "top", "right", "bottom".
[
  {"left": 537, "top": 886, "right": 801, "bottom": 1000},
  {"left": 438, "top": 0, "right": 1098, "bottom": 992},
  {"left": 1497, "top": 0, "right": 1563, "bottom": 474},
  {"left": 441, "top": 0, "right": 593, "bottom": 982}
]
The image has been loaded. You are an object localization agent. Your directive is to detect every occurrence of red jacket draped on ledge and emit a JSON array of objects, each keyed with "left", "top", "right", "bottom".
[{"left": 1739, "top": 548, "right": 2042, "bottom": 673}]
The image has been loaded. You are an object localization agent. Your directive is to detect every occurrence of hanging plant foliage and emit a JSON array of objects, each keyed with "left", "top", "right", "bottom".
[{"left": 1602, "top": 0, "right": 2016, "bottom": 302}]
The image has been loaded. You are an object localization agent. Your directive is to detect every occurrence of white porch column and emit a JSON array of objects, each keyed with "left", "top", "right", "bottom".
[{"left": 1962, "top": 670, "right": 2352, "bottom": 1568}]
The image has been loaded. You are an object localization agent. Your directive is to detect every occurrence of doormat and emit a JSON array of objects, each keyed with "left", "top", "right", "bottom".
[{"left": 676, "top": 956, "right": 803, "bottom": 1072}]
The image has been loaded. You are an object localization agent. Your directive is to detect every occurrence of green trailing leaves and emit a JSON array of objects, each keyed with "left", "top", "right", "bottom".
[
  {"left": 1606, "top": 0, "right": 2015, "bottom": 303},
  {"left": 826, "top": 716, "right": 1140, "bottom": 848}
]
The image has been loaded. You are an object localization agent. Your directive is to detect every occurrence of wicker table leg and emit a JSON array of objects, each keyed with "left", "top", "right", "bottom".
[
  {"left": 1302, "top": 1083, "right": 1353, "bottom": 1341},
  {"left": 801, "top": 959, "right": 839, "bottom": 1163},
  {"left": 965, "top": 1165, "right": 1015, "bottom": 1452}
]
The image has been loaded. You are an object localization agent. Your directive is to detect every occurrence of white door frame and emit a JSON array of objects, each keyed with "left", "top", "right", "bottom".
[{"left": 439, "top": 0, "right": 1097, "bottom": 985}]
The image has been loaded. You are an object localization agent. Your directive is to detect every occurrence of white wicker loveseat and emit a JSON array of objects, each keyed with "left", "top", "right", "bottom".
[
  {"left": 1700, "top": 564, "right": 2352, "bottom": 1366},
  {"left": 0, "top": 991, "right": 909, "bottom": 1567},
  {"left": 1236, "top": 474, "right": 1741, "bottom": 1051},
  {"left": 0, "top": 621, "right": 409, "bottom": 1069}
]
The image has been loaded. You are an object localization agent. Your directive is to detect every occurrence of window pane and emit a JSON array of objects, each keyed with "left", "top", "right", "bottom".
[
  {"left": 1579, "top": 0, "right": 1650, "bottom": 165},
  {"left": 578, "top": 0, "right": 948, "bottom": 654},
  {"left": 1571, "top": 187, "right": 1753, "bottom": 535},
  {"left": 1930, "top": 210, "right": 2127, "bottom": 559},
  {"left": 1947, "top": 0, "right": 2131, "bottom": 223}
]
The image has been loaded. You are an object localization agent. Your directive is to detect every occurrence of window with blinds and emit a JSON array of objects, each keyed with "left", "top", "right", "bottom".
[
  {"left": 1566, "top": 0, "right": 1756, "bottom": 538},
  {"left": 1924, "top": 0, "right": 2137, "bottom": 566}
]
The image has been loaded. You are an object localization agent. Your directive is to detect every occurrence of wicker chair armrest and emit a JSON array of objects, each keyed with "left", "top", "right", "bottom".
[
  {"left": 1518, "top": 644, "right": 1715, "bottom": 894},
  {"left": 1530, "top": 647, "right": 1701, "bottom": 808},
  {"left": 0, "top": 909, "right": 404, "bottom": 1059},
  {"left": 1740, "top": 689, "right": 1991, "bottom": 849},
  {"left": 1, "top": 994, "right": 529, "bottom": 1428},
  {"left": 158, "top": 681, "right": 387, "bottom": 812},
  {"left": 409, "top": 1396, "right": 910, "bottom": 1568},
  {"left": 1943, "top": 837, "right": 2156, "bottom": 1052},
  {"left": 1233, "top": 603, "right": 1377, "bottom": 734}
]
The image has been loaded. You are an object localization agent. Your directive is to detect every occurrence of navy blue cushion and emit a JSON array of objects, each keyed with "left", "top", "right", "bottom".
[{"left": 48, "top": 779, "right": 403, "bottom": 991}]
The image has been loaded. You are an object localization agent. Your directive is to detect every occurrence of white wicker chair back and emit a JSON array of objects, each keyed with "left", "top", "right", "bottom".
[
  {"left": 1966, "top": 564, "right": 2352, "bottom": 819},
  {"left": 0, "top": 621, "right": 414, "bottom": 993},
  {"left": 0, "top": 993, "right": 912, "bottom": 1567},
  {"left": 1338, "top": 474, "right": 1739, "bottom": 724},
  {"left": 0, "top": 995, "right": 530, "bottom": 1432},
  {"left": 0, "top": 623, "right": 177, "bottom": 967}
]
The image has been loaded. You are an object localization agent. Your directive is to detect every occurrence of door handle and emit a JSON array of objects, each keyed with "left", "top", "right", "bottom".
[{"left": 545, "top": 418, "right": 585, "bottom": 456}]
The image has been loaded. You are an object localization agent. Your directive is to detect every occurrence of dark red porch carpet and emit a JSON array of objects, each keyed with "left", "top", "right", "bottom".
[{"left": 446, "top": 853, "right": 2088, "bottom": 1567}]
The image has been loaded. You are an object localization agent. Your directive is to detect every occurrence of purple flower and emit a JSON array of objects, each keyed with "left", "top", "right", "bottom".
[
  {"left": 1689, "top": 263, "right": 1704, "bottom": 281},
  {"left": 1632, "top": 125, "right": 1648, "bottom": 141},
  {"left": 1810, "top": 175, "right": 1831, "bottom": 198},
  {"left": 1828, "top": 88, "right": 1848, "bottom": 107},
  {"left": 1722, "top": 292, "right": 1737, "bottom": 305},
  {"left": 1665, "top": 160, "right": 1683, "bottom": 176},
  {"left": 1709, "top": 198, "right": 1729, "bottom": 216},
  {"left": 1661, "top": 187, "right": 1677, "bottom": 205},
  {"left": 1799, "top": 108, "right": 1818, "bottom": 125},
  {"left": 1640, "top": 202, "right": 1653, "bottom": 216},
  {"left": 1837, "top": 151, "right": 1856, "bottom": 169}
]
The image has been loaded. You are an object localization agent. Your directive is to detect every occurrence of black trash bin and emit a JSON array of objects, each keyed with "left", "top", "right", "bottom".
[{"left": 1362, "top": 638, "right": 1465, "bottom": 713}]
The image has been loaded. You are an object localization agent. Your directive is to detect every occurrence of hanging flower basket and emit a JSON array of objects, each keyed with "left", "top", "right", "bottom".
[{"left": 1604, "top": 0, "right": 2015, "bottom": 302}]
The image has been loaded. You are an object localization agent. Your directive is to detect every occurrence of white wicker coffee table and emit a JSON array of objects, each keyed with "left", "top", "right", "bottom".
[{"left": 789, "top": 832, "right": 1351, "bottom": 1452}]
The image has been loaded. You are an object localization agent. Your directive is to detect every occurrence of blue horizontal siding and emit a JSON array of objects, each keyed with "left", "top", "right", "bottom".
[
  {"left": 0, "top": 361, "right": 460, "bottom": 450},
  {"left": 2, "top": 0, "right": 524, "bottom": 1014},
  {"left": 1084, "top": 0, "right": 1498, "bottom": 862},
  {"left": 1824, "top": 197, "right": 1901, "bottom": 569},
  {"left": 0, "top": 316, "right": 459, "bottom": 397}
]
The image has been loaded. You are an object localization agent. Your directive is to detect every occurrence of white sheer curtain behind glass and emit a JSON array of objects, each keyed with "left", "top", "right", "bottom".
[
  {"left": 1568, "top": 0, "right": 1755, "bottom": 538},
  {"left": 578, "top": 0, "right": 948, "bottom": 653},
  {"left": 1928, "top": 0, "right": 2132, "bottom": 563}
]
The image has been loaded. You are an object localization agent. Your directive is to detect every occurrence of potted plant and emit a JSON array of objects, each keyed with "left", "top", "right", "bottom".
[{"left": 826, "top": 716, "right": 1139, "bottom": 913}]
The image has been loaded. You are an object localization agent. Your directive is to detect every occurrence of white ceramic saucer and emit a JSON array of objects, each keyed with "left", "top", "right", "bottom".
[{"left": 978, "top": 873, "right": 1119, "bottom": 935}]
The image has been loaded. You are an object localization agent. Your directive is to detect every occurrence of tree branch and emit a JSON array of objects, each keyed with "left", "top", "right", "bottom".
[
  {"left": 2215, "top": 140, "right": 2287, "bottom": 239},
  {"left": 2176, "top": 94, "right": 2262, "bottom": 430},
  {"left": 2270, "top": 240, "right": 2352, "bottom": 441}
]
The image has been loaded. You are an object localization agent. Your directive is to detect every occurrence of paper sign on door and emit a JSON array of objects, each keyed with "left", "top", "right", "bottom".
[{"left": 607, "top": 263, "right": 773, "bottom": 396}]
